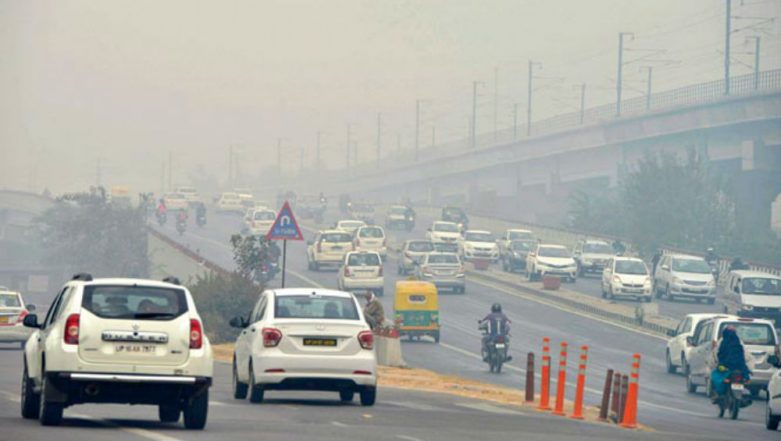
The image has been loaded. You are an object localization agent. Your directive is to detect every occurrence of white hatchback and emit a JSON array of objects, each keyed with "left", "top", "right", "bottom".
[
  {"left": 231, "top": 289, "right": 377, "bottom": 406},
  {"left": 354, "top": 226, "right": 387, "bottom": 259},
  {"left": 337, "top": 251, "right": 384, "bottom": 296}
]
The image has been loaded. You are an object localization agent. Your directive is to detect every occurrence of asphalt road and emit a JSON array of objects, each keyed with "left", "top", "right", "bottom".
[{"left": 145, "top": 207, "right": 781, "bottom": 441}]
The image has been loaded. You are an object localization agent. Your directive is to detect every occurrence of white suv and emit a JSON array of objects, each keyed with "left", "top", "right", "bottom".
[
  {"left": 230, "top": 288, "right": 377, "bottom": 406},
  {"left": 337, "top": 251, "right": 384, "bottom": 296},
  {"left": 460, "top": 230, "right": 499, "bottom": 262},
  {"left": 526, "top": 244, "right": 577, "bottom": 282},
  {"left": 21, "top": 274, "right": 213, "bottom": 428},
  {"left": 654, "top": 254, "right": 716, "bottom": 303},
  {"left": 426, "top": 221, "right": 461, "bottom": 252},
  {"left": 307, "top": 230, "right": 355, "bottom": 271}
]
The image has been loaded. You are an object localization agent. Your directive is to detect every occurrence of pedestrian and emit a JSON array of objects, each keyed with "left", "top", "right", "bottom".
[{"left": 363, "top": 292, "right": 385, "bottom": 331}]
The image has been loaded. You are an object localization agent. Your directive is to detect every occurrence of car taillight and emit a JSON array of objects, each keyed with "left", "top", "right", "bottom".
[
  {"left": 189, "top": 319, "right": 203, "bottom": 349},
  {"left": 317, "top": 242, "right": 322, "bottom": 253},
  {"left": 262, "top": 327, "right": 283, "bottom": 347},
  {"left": 64, "top": 314, "right": 80, "bottom": 345},
  {"left": 378, "top": 266, "right": 383, "bottom": 276},
  {"left": 17, "top": 309, "right": 28, "bottom": 323},
  {"left": 358, "top": 330, "right": 374, "bottom": 350},
  {"left": 344, "top": 266, "right": 352, "bottom": 277}
]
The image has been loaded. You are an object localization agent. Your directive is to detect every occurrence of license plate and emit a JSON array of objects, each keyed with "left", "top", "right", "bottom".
[
  {"left": 0, "top": 316, "right": 8, "bottom": 324},
  {"left": 114, "top": 344, "right": 156, "bottom": 354},
  {"left": 731, "top": 384, "right": 745, "bottom": 391},
  {"left": 303, "top": 338, "right": 337, "bottom": 347},
  {"left": 495, "top": 343, "right": 506, "bottom": 349}
]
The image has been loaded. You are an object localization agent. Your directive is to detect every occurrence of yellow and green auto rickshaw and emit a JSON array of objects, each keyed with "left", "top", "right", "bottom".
[{"left": 394, "top": 280, "right": 440, "bottom": 343}]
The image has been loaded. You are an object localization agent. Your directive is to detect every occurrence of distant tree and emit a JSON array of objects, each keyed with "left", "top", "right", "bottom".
[
  {"left": 567, "top": 189, "right": 623, "bottom": 236},
  {"left": 187, "top": 271, "right": 260, "bottom": 343}
]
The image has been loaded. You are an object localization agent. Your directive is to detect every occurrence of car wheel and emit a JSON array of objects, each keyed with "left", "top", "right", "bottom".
[
  {"left": 232, "top": 358, "right": 248, "bottom": 399},
  {"left": 665, "top": 284, "right": 674, "bottom": 301},
  {"left": 607, "top": 287, "right": 614, "bottom": 300},
  {"left": 360, "top": 387, "right": 377, "bottom": 406},
  {"left": 433, "top": 331, "right": 440, "bottom": 343},
  {"left": 159, "top": 405, "right": 181, "bottom": 423},
  {"left": 249, "top": 365, "right": 265, "bottom": 403},
  {"left": 339, "top": 390, "right": 354, "bottom": 403},
  {"left": 313, "top": 262, "right": 320, "bottom": 271},
  {"left": 654, "top": 281, "right": 662, "bottom": 299},
  {"left": 644, "top": 296, "right": 652, "bottom": 303},
  {"left": 21, "top": 362, "right": 40, "bottom": 419},
  {"left": 707, "top": 298, "right": 715, "bottom": 305},
  {"left": 183, "top": 390, "right": 208, "bottom": 430},
  {"left": 665, "top": 350, "right": 677, "bottom": 374},
  {"left": 766, "top": 404, "right": 781, "bottom": 430},
  {"left": 527, "top": 268, "right": 534, "bottom": 282},
  {"left": 19, "top": 342, "right": 25, "bottom": 350},
  {"left": 686, "top": 373, "right": 697, "bottom": 394},
  {"left": 38, "top": 375, "right": 63, "bottom": 426}
]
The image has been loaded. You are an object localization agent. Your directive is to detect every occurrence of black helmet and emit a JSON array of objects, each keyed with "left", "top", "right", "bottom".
[{"left": 491, "top": 303, "right": 502, "bottom": 313}]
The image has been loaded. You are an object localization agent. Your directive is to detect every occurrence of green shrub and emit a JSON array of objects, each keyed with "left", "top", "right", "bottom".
[{"left": 187, "top": 271, "right": 261, "bottom": 343}]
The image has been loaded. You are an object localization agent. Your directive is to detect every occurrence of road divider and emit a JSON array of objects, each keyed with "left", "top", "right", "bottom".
[
  {"left": 552, "top": 342, "right": 568, "bottom": 416},
  {"left": 538, "top": 337, "right": 551, "bottom": 411},
  {"left": 570, "top": 345, "right": 589, "bottom": 420}
]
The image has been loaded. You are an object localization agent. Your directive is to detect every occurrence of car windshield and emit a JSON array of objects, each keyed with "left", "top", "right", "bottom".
[
  {"left": 275, "top": 295, "right": 359, "bottom": 320},
  {"left": 82, "top": 286, "right": 187, "bottom": 320},
  {"left": 615, "top": 260, "right": 648, "bottom": 275},
  {"left": 347, "top": 253, "right": 381, "bottom": 266},
  {"left": 434, "top": 223, "right": 459, "bottom": 232},
  {"left": 742, "top": 278, "right": 781, "bottom": 296},
  {"left": 583, "top": 243, "right": 613, "bottom": 254},
  {"left": 253, "top": 211, "right": 275, "bottom": 220},
  {"left": 408, "top": 241, "right": 434, "bottom": 252},
  {"left": 427, "top": 254, "right": 459, "bottom": 264},
  {"left": 465, "top": 232, "right": 494, "bottom": 242},
  {"left": 321, "top": 233, "right": 352, "bottom": 243},
  {"left": 389, "top": 207, "right": 407, "bottom": 215},
  {"left": 510, "top": 241, "right": 532, "bottom": 252},
  {"left": 358, "top": 227, "right": 384, "bottom": 238},
  {"left": 0, "top": 293, "right": 21, "bottom": 308},
  {"left": 720, "top": 322, "right": 776, "bottom": 346},
  {"left": 538, "top": 247, "right": 570, "bottom": 258},
  {"left": 509, "top": 231, "right": 533, "bottom": 240},
  {"left": 672, "top": 258, "right": 711, "bottom": 274},
  {"left": 340, "top": 221, "right": 364, "bottom": 229}
]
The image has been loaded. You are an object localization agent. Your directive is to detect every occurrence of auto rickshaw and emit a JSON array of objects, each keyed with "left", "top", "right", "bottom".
[{"left": 394, "top": 280, "right": 440, "bottom": 343}]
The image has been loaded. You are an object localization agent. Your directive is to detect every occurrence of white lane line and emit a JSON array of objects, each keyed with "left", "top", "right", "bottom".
[
  {"left": 71, "top": 414, "right": 183, "bottom": 441},
  {"left": 396, "top": 435, "right": 427, "bottom": 441},
  {"left": 456, "top": 402, "right": 525, "bottom": 415},
  {"left": 210, "top": 400, "right": 229, "bottom": 406},
  {"left": 0, "top": 390, "right": 20, "bottom": 403},
  {"left": 383, "top": 400, "right": 441, "bottom": 411},
  {"left": 331, "top": 421, "right": 348, "bottom": 427}
]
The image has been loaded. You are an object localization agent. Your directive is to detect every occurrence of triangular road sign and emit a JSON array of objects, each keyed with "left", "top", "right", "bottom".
[{"left": 266, "top": 201, "right": 303, "bottom": 241}]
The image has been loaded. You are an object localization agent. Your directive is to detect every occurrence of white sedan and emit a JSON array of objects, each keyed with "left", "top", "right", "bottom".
[
  {"left": 0, "top": 289, "right": 35, "bottom": 348},
  {"left": 337, "top": 251, "right": 384, "bottom": 296},
  {"left": 231, "top": 289, "right": 377, "bottom": 406}
]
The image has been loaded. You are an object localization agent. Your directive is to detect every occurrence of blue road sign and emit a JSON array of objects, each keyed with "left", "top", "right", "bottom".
[{"left": 267, "top": 201, "right": 303, "bottom": 241}]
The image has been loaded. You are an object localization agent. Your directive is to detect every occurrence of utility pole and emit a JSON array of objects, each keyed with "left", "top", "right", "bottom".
[
  {"left": 345, "top": 124, "right": 351, "bottom": 168},
  {"left": 513, "top": 103, "right": 519, "bottom": 140},
  {"left": 415, "top": 100, "right": 421, "bottom": 160},
  {"left": 725, "top": 0, "right": 732, "bottom": 95},
  {"left": 277, "top": 139, "right": 282, "bottom": 176},
  {"left": 747, "top": 36, "right": 760, "bottom": 89},
  {"left": 376, "top": 112, "right": 382, "bottom": 166},
  {"left": 579, "top": 83, "right": 586, "bottom": 124},
  {"left": 493, "top": 66, "right": 498, "bottom": 141},
  {"left": 316, "top": 131, "right": 321, "bottom": 168},
  {"left": 616, "top": 32, "right": 634, "bottom": 117},
  {"left": 642, "top": 66, "right": 653, "bottom": 110},
  {"left": 471, "top": 81, "right": 480, "bottom": 148},
  {"left": 168, "top": 151, "right": 172, "bottom": 190},
  {"left": 527, "top": 61, "right": 541, "bottom": 136}
]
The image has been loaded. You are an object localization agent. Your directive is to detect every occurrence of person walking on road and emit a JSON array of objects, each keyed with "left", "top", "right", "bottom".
[{"left": 364, "top": 292, "right": 385, "bottom": 331}]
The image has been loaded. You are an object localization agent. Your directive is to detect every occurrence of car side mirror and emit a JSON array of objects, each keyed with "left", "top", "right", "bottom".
[
  {"left": 26, "top": 304, "right": 36, "bottom": 312},
  {"left": 229, "top": 316, "right": 247, "bottom": 329},
  {"left": 768, "top": 355, "right": 781, "bottom": 368},
  {"left": 22, "top": 314, "right": 41, "bottom": 329},
  {"left": 685, "top": 336, "right": 694, "bottom": 346}
]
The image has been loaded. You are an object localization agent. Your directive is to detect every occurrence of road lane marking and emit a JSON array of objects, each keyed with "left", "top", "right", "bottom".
[
  {"left": 71, "top": 414, "right": 183, "bottom": 441},
  {"left": 383, "top": 400, "right": 441, "bottom": 411},
  {"left": 456, "top": 402, "right": 526, "bottom": 415},
  {"left": 396, "top": 435, "right": 426, "bottom": 441},
  {"left": 0, "top": 390, "right": 20, "bottom": 402},
  {"left": 331, "top": 421, "right": 348, "bottom": 427}
]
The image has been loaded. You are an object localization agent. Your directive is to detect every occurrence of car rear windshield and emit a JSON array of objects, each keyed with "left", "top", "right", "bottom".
[
  {"left": 672, "top": 258, "right": 711, "bottom": 274},
  {"left": 428, "top": 254, "right": 459, "bottom": 264},
  {"left": 347, "top": 253, "right": 381, "bottom": 266},
  {"left": 583, "top": 243, "right": 613, "bottom": 254},
  {"left": 465, "top": 232, "right": 494, "bottom": 242},
  {"left": 322, "top": 233, "right": 352, "bottom": 243},
  {"left": 538, "top": 247, "right": 570, "bottom": 258},
  {"left": 0, "top": 293, "right": 21, "bottom": 308},
  {"left": 82, "top": 286, "right": 188, "bottom": 320},
  {"left": 742, "top": 278, "right": 781, "bottom": 295},
  {"left": 254, "top": 211, "right": 275, "bottom": 220},
  {"left": 358, "top": 227, "right": 384, "bottom": 238},
  {"left": 720, "top": 322, "right": 776, "bottom": 346},
  {"left": 408, "top": 241, "right": 434, "bottom": 252},
  {"left": 434, "top": 223, "right": 459, "bottom": 232},
  {"left": 615, "top": 260, "right": 648, "bottom": 275},
  {"left": 275, "top": 295, "right": 360, "bottom": 320}
]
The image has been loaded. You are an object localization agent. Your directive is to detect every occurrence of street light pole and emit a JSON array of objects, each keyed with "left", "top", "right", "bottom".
[
  {"left": 415, "top": 100, "right": 421, "bottom": 160},
  {"left": 527, "top": 61, "right": 541, "bottom": 136},
  {"left": 747, "top": 36, "right": 760, "bottom": 89},
  {"left": 725, "top": 0, "right": 732, "bottom": 95},
  {"left": 616, "top": 32, "right": 634, "bottom": 117},
  {"left": 642, "top": 66, "right": 653, "bottom": 110}
]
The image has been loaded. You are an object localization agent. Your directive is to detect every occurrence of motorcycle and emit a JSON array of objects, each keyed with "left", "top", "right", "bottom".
[
  {"left": 479, "top": 321, "right": 510, "bottom": 373},
  {"left": 196, "top": 214, "right": 207, "bottom": 228},
  {"left": 176, "top": 219, "right": 187, "bottom": 236},
  {"left": 713, "top": 369, "right": 752, "bottom": 419},
  {"left": 156, "top": 211, "right": 167, "bottom": 226}
]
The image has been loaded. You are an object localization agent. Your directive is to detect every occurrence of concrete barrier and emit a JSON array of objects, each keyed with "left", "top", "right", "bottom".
[{"left": 375, "top": 335, "right": 406, "bottom": 367}]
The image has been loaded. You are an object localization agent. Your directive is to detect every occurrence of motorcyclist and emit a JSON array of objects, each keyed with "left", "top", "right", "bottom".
[
  {"left": 709, "top": 326, "right": 753, "bottom": 403},
  {"left": 195, "top": 202, "right": 207, "bottom": 222},
  {"left": 156, "top": 198, "right": 167, "bottom": 216},
  {"left": 480, "top": 303, "right": 512, "bottom": 362},
  {"left": 729, "top": 257, "right": 750, "bottom": 271},
  {"left": 705, "top": 247, "right": 719, "bottom": 265},
  {"left": 176, "top": 209, "right": 188, "bottom": 224}
]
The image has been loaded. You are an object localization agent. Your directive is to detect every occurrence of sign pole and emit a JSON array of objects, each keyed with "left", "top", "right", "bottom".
[
  {"left": 281, "top": 240, "right": 287, "bottom": 288},
  {"left": 266, "top": 200, "right": 303, "bottom": 290}
]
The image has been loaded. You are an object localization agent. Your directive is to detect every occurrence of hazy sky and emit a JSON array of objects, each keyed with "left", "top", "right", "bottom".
[{"left": 1, "top": 0, "right": 779, "bottom": 193}]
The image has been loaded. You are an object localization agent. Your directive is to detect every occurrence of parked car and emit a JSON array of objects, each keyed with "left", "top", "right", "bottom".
[
  {"left": 573, "top": 239, "right": 615, "bottom": 276},
  {"left": 526, "top": 244, "right": 577, "bottom": 282},
  {"left": 600, "top": 257, "right": 652, "bottom": 301},
  {"left": 217, "top": 192, "right": 244, "bottom": 213},
  {"left": 500, "top": 240, "right": 535, "bottom": 273},
  {"left": 354, "top": 225, "right": 387, "bottom": 259},
  {"left": 230, "top": 288, "right": 377, "bottom": 406},
  {"left": 21, "top": 274, "right": 213, "bottom": 428},
  {"left": 665, "top": 313, "right": 722, "bottom": 374},
  {"left": 307, "top": 230, "right": 355, "bottom": 271},
  {"left": 460, "top": 230, "right": 499, "bottom": 262},
  {"left": 337, "top": 251, "right": 384, "bottom": 296},
  {"left": 0, "top": 289, "right": 35, "bottom": 348},
  {"left": 415, "top": 252, "right": 466, "bottom": 293},
  {"left": 398, "top": 240, "right": 435, "bottom": 275},
  {"left": 426, "top": 221, "right": 461, "bottom": 253},
  {"left": 685, "top": 315, "right": 777, "bottom": 397},
  {"left": 723, "top": 270, "right": 781, "bottom": 324},
  {"left": 654, "top": 254, "right": 717, "bottom": 303}
]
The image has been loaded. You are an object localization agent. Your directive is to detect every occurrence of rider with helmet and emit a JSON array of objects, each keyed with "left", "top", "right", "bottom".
[{"left": 480, "top": 303, "right": 512, "bottom": 362}]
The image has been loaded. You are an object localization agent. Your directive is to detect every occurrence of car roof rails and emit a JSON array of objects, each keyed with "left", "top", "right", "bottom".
[
  {"left": 162, "top": 276, "right": 181, "bottom": 285},
  {"left": 72, "top": 273, "right": 93, "bottom": 282}
]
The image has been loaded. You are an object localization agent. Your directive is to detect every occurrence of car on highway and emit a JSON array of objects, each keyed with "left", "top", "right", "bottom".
[
  {"left": 723, "top": 270, "right": 781, "bottom": 323},
  {"left": 244, "top": 208, "right": 276, "bottom": 236},
  {"left": 397, "top": 239, "right": 435, "bottom": 275},
  {"left": 354, "top": 225, "right": 387, "bottom": 259},
  {"left": 335, "top": 219, "right": 367, "bottom": 235},
  {"left": 685, "top": 315, "right": 777, "bottom": 397},
  {"left": 600, "top": 257, "right": 652, "bottom": 301},
  {"left": 441, "top": 206, "right": 469, "bottom": 231},
  {"left": 497, "top": 229, "right": 534, "bottom": 254},
  {"left": 653, "top": 254, "right": 716, "bottom": 303},
  {"left": 230, "top": 288, "right": 377, "bottom": 406},
  {"left": 415, "top": 252, "right": 466, "bottom": 293},
  {"left": 0, "top": 289, "right": 35, "bottom": 348},
  {"left": 337, "top": 251, "right": 384, "bottom": 296},
  {"left": 460, "top": 230, "right": 499, "bottom": 262},
  {"left": 573, "top": 239, "right": 615, "bottom": 277},
  {"left": 20, "top": 274, "right": 213, "bottom": 428},
  {"left": 351, "top": 203, "right": 375, "bottom": 224},
  {"left": 217, "top": 192, "right": 244, "bottom": 213},
  {"left": 307, "top": 230, "right": 355, "bottom": 271},
  {"left": 665, "top": 313, "right": 721, "bottom": 375},
  {"left": 765, "top": 355, "right": 781, "bottom": 430},
  {"left": 163, "top": 192, "right": 189, "bottom": 211},
  {"left": 426, "top": 221, "right": 461, "bottom": 253},
  {"left": 385, "top": 205, "right": 413, "bottom": 231},
  {"left": 500, "top": 239, "right": 535, "bottom": 273},
  {"left": 526, "top": 244, "right": 577, "bottom": 282},
  {"left": 174, "top": 186, "right": 200, "bottom": 205}
]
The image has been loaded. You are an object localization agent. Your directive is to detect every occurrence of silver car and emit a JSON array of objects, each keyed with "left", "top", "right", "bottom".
[
  {"left": 398, "top": 240, "right": 434, "bottom": 275},
  {"left": 0, "top": 289, "right": 35, "bottom": 348},
  {"left": 415, "top": 252, "right": 466, "bottom": 294}
]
